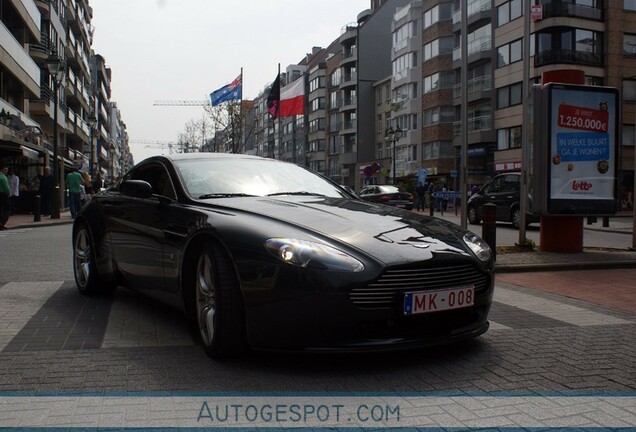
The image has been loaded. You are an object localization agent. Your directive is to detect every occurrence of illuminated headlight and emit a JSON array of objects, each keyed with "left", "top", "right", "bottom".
[
  {"left": 265, "top": 238, "right": 364, "bottom": 272},
  {"left": 463, "top": 232, "right": 492, "bottom": 262}
]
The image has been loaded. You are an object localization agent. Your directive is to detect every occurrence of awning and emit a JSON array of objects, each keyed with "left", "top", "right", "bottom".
[{"left": 20, "top": 145, "right": 39, "bottom": 160}]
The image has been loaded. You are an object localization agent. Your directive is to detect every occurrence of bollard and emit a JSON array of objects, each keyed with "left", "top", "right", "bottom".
[
  {"left": 34, "top": 194, "right": 41, "bottom": 222},
  {"left": 429, "top": 193, "right": 434, "bottom": 217},
  {"left": 603, "top": 216, "right": 609, "bottom": 228},
  {"left": 481, "top": 203, "right": 497, "bottom": 261}
]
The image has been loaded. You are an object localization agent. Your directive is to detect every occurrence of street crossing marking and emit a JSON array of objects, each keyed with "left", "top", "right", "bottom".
[
  {"left": 0, "top": 228, "right": 32, "bottom": 237},
  {"left": 493, "top": 286, "right": 633, "bottom": 327}
]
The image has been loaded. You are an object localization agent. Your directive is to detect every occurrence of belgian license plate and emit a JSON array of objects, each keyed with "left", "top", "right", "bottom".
[
  {"left": 404, "top": 286, "right": 474, "bottom": 315},
  {"left": 396, "top": 204, "right": 405, "bottom": 208}
]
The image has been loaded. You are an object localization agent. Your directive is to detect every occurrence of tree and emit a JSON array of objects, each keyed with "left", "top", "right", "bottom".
[{"left": 203, "top": 100, "right": 255, "bottom": 154}]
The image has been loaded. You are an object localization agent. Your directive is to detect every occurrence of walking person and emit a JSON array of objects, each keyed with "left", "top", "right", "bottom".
[
  {"left": 415, "top": 182, "right": 426, "bottom": 212},
  {"left": 0, "top": 164, "right": 10, "bottom": 230},
  {"left": 38, "top": 166, "right": 53, "bottom": 216},
  {"left": 7, "top": 167, "right": 19, "bottom": 215},
  {"left": 66, "top": 167, "right": 83, "bottom": 219}
]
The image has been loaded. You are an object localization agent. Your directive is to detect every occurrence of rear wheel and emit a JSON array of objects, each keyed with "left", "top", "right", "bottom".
[
  {"left": 467, "top": 205, "right": 480, "bottom": 225},
  {"left": 193, "top": 243, "right": 246, "bottom": 358},
  {"left": 73, "top": 224, "right": 113, "bottom": 295}
]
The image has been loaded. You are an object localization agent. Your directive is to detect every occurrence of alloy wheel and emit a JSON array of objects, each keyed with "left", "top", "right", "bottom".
[
  {"left": 196, "top": 252, "right": 217, "bottom": 346},
  {"left": 74, "top": 228, "right": 92, "bottom": 289}
]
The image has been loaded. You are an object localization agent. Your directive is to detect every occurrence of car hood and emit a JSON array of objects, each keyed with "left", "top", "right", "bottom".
[{"left": 205, "top": 196, "right": 476, "bottom": 265}]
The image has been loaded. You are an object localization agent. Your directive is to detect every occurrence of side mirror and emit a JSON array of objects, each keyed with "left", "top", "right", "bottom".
[{"left": 119, "top": 180, "right": 153, "bottom": 198}]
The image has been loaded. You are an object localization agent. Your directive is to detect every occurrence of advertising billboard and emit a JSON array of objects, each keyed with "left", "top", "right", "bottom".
[{"left": 534, "top": 83, "right": 620, "bottom": 215}]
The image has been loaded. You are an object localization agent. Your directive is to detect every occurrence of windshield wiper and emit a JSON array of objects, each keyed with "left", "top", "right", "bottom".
[
  {"left": 267, "top": 191, "right": 325, "bottom": 197},
  {"left": 198, "top": 193, "right": 256, "bottom": 199}
]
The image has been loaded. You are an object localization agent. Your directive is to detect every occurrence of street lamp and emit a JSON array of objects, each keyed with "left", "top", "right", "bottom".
[
  {"left": 46, "top": 52, "right": 64, "bottom": 219},
  {"left": 385, "top": 125, "right": 402, "bottom": 185},
  {"left": 87, "top": 112, "right": 97, "bottom": 176}
]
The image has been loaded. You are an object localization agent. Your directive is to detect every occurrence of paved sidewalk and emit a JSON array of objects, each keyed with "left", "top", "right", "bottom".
[{"left": 4, "top": 211, "right": 73, "bottom": 229}]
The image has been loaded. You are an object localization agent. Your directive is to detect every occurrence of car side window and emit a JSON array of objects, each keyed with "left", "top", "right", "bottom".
[
  {"left": 502, "top": 175, "right": 519, "bottom": 192},
  {"left": 128, "top": 163, "right": 176, "bottom": 200}
]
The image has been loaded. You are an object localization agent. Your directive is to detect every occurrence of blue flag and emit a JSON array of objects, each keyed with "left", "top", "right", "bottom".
[{"left": 210, "top": 74, "right": 242, "bottom": 106}]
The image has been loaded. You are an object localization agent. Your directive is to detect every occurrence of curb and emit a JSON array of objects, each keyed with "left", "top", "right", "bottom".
[
  {"left": 495, "top": 259, "right": 636, "bottom": 273},
  {"left": 7, "top": 220, "right": 73, "bottom": 230}
]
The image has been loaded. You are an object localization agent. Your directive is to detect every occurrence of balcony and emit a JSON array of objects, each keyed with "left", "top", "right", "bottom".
[
  {"left": 535, "top": 49, "right": 603, "bottom": 68},
  {"left": 453, "top": 115, "right": 492, "bottom": 135},
  {"left": 340, "top": 47, "right": 357, "bottom": 66},
  {"left": 341, "top": 72, "right": 357, "bottom": 88},
  {"left": 340, "top": 119, "right": 357, "bottom": 135},
  {"left": 453, "top": 75, "right": 492, "bottom": 101},
  {"left": 539, "top": 1, "right": 603, "bottom": 21},
  {"left": 453, "top": 36, "right": 492, "bottom": 62},
  {"left": 452, "top": 0, "right": 492, "bottom": 25},
  {"left": 339, "top": 23, "right": 357, "bottom": 44}
]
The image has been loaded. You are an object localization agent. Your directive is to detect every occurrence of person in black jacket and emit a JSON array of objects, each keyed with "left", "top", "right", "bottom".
[{"left": 38, "top": 166, "right": 53, "bottom": 216}]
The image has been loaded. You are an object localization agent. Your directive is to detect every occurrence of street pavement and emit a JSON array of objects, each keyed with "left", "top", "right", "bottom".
[{"left": 0, "top": 211, "right": 634, "bottom": 429}]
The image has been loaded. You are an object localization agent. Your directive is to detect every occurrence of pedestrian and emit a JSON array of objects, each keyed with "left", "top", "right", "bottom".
[
  {"left": 92, "top": 173, "right": 103, "bottom": 194},
  {"left": 66, "top": 167, "right": 83, "bottom": 219},
  {"left": 0, "top": 164, "right": 10, "bottom": 230},
  {"left": 415, "top": 183, "right": 426, "bottom": 212},
  {"left": 7, "top": 167, "right": 19, "bottom": 215},
  {"left": 441, "top": 183, "right": 449, "bottom": 212},
  {"left": 38, "top": 166, "right": 53, "bottom": 216},
  {"left": 81, "top": 171, "right": 92, "bottom": 202}
]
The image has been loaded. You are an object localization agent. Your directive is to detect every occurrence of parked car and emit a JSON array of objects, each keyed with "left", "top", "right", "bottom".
[
  {"left": 467, "top": 172, "right": 538, "bottom": 229},
  {"left": 72, "top": 154, "right": 494, "bottom": 358},
  {"left": 358, "top": 185, "right": 414, "bottom": 210}
]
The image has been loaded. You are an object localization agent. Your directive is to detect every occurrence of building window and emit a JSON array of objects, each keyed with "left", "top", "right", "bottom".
[
  {"left": 423, "top": 106, "right": 454, "bottom": 126},
  {"left": 497, "top": 126, "right": 522, "bottom": 150},
  {"left": 423, "top": 2, "right": 453, "bottom": 29},
  {"left": 536, "top": 27, "right": 603, "bottom": 66},
  {"left": 626, "top": 0, "right": 636, "bottom": 12},
  {"left": 423, "top": 36, "right": 454, "bottom": 62},
  {"left": 393, "top": 21, "right": 416, "bottom": 52},
  {"left": 423, "top": 71, "right": 454, "bottom": 93},
  {"left": 497, "top": 39, "right": 523, "bottom": 67},
  {"left": 624, "top": 80, "right": 636, "bottom": 102},
  {"left": 422, "top": 141, "right": 453, "bottom": 160},
  {"left": 625, "top": 34, "right": 636, "bottom": 57},
  {"left": 309, "top": 76, "right": 325, "bottom": 92},
  {"left": 393, "top": 52, "right": 417, "bottom": 81},
  {"left": 497, "top": 0, "right": 522, "bottom": 27},
  {"left": 497, "top": 82, "right": 523, "bottom": 108},
  {"left": 310, "top": 97, "right": 325, "bottom": 112},
  {"left": 330, "top": 69, "right": 341, "bottom": 86}
]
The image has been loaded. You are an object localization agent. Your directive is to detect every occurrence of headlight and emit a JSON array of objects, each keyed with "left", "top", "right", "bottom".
[
  {"left": 265, "top": 238, "right": 364, "bottom": 272},
  {"left": 463, "top": 232, "right": 492, "bottom": 262}
]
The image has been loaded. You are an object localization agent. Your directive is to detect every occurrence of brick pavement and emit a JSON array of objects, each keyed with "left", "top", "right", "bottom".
[{"left": 497, "top": 269, "right": 636, "bottom": 314}]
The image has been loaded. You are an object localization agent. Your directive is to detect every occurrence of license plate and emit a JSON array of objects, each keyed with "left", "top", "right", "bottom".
[
  {"left": 395, "top": 204, "right": 405, "bottom": 208},
  {"left": 404, "top": 286, "right": 474, "bottom": 315}
]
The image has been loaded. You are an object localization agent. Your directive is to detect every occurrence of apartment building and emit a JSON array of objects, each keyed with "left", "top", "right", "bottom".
[{"left": 0, "top": 0, "right": 130, "bottom": 213}]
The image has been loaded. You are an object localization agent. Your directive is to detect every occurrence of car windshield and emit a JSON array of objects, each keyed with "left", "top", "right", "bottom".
[{"left": 174, "top": 157, "right": 350, "bottom": 199}]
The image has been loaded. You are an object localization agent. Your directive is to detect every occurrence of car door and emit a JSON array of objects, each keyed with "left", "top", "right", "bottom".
[
  {"left": 482, "top": 174, "right": 518, "bottom": 221},
  {"left": 108, "top": 162, "right": 176, "bottom": 293}
]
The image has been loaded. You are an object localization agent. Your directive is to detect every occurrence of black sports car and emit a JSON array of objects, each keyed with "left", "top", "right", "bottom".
[{"left": 72, "top": 153, "right": 494, "bottom": 358}]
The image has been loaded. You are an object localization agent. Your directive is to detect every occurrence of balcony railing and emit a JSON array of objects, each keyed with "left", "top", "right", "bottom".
[
  {"left": 453, "top": 115, "right": 492, "bottom": 135},
  {"left": 540, "top": 1, "right": 603, "bottom": 21},
  {"left": 453, "top": 75, "right": 492, "bottom": 98},
  {"left": 535, "top": 49, "right": 602, "bottom": 67},
  {"left": 452, "top": 0, "right": 492, "bottom": 24},
  {"left": 453, "top": 36, "right": 492, "bottom": 61}
]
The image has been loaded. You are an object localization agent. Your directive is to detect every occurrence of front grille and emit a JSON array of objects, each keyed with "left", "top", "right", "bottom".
[{"left": 351, "top": 263, "right": 490, "bottom": 310}]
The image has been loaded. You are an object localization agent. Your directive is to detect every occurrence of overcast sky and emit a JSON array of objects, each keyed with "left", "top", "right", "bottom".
[{"left": 90, "top": 0, "right": 371, "bottom": 163}]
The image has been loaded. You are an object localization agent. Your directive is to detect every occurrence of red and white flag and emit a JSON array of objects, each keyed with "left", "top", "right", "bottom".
[{"left": 279, "top": 77, "right": 305, "bottom": 117}]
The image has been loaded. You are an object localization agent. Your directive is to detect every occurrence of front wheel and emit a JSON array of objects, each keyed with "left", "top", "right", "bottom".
[
  {"left": 467, "top": 205, "right": 480, "bottom": 225},
  {"left": 194, "top": 243, "right": 246, "bottom": 358}
]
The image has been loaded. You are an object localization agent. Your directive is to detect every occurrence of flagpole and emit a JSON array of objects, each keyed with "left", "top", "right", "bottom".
[
  {"left": 277, "top": 63, "right": 282, "bottom": 161},
  {"left": 238, "top": 67, "right": 243, "bottom": 154}
]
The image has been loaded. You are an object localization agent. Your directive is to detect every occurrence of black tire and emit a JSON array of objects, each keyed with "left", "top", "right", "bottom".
[
  {"left": 73, "top": 223, "right": 113, "bottom": 295},
  {"left": 193, "top": 243, "right": 247, "bottom": 358},
  {"left": 511, "top": 207, "right": 521, "bottom": 229},
  {"left": 467, "top": 205, "right": 480, "bottom": 225}
]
